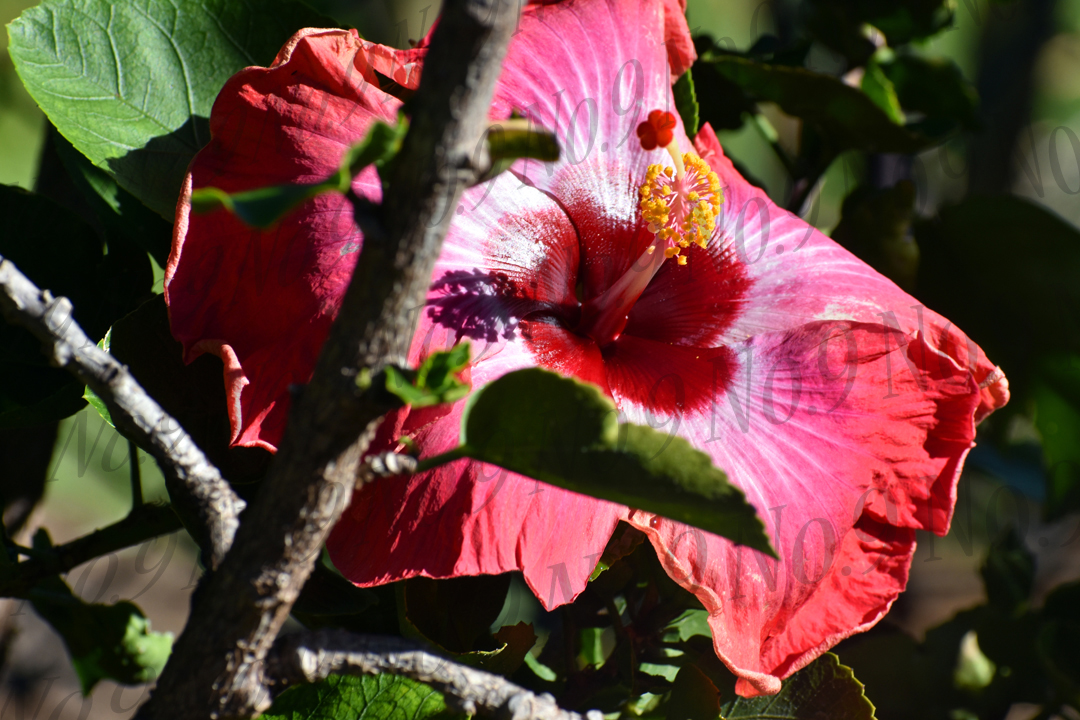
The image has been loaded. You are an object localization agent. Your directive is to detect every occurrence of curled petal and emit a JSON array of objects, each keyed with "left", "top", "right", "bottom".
[{"left": 166, "top": 29, "right": 419, "bottom": 449}]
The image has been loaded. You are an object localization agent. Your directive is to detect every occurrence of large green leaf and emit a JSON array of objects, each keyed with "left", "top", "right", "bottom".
[
  {"left": 454, "top": 369, "right": 774, "bottom": 556},
  {"left": 402, "top": 575, "right": 511, "bottom": 654},
  {"left": 721, "top": 653, "right": 876, "bottom": 720},
  {"left": 980, "top": 527, "right": 1035, "bottom": 615},
  {"left": 7, "top": 0, "right": 336, "bottom": 218},
  {"left": 51, "top": 129, "right": 174, "bottom": 267},
  {"left": 0, "top": 185, "right": 150, "bottom": 428},
  {"left": 914, "top": 196, "right": 1080, "bottom": 397},
  {"left": 694, "top": 52, "right": 928, "bottom": 156},
  {"left": 263, "top": 674, "right": 462, "bottom": 720}
]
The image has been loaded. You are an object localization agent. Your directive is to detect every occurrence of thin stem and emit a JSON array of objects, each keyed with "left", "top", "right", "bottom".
[
  {"left": 129, "top": 438, "right": 144, "bottom": 509},
  {"left": 415, "top": 446, "right": 469, "bottom": 473},
  {"left": 0, "top": 503, "right": 184, "bottom": 598}
]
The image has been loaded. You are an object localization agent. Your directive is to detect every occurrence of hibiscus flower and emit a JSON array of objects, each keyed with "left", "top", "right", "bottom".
[{"left": 165, "top": 0, "right": 1009, "bottom": 696}]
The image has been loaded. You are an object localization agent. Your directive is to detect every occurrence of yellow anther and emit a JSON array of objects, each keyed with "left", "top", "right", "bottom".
[{"left": 636, "top": 153, "right": 723, "bottom": 266}]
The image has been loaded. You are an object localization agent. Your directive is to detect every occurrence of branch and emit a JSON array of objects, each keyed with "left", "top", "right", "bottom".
[
  {"left": 136, "top": 1, "right": 522, "bottom": 717},
  {"left": 266, "top": 631, "right": 601, "bottom": 720},
  {"left": 0, "top": 258, "right": 244, "bottom": 567},
  {"left": 0, "top": 503, "right": 184, "bottom": 598}
]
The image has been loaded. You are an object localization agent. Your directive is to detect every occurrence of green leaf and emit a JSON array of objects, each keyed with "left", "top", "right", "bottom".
[
  {"left": 83, "top": 330, "right": 114, "bottom": 428},
  {"left": 1032, "top": 354, "right": 1080, "bottom": 520},
  {"left": 292, "top": 562, "right": 379, "bottom": 626},
  {"left": 980, "top": 527, "right": 1035, "bottom": 615},
  {"left": 263, "top": 673, "right": 463, "bottom": 720},
  {"left": 403, "top": 574, "right": 511, "bottom": 654},
  {"left": 7, "top": 0, "right": 337, "bottom": 218},
  {"left": 861, "top": 56, "right": 905, "bottom": 125},
  {"left": 665, "top": 609, "right": 712, "bottom": 643},
  {"left": 190, "top": 184, "right": 327, "bottom": 230},
  {"left": 192, "top": 117, "right": 408, "bottom": 228},
  {"left": 831, "top": 181, "right": 919, "bottom": 291},
  {"left": 469, "top": 622, "right": 538, "bottom": 676},
  {"left": 455, "top": 369, "right": 774, "bottom": 557},
  {"left": 385, "top": 344, "right": 471, "bottom": 409},
  {"left": 695, "top": 52, "right": 929, "bottom": 155},
  {"left": 666, "top": 664, "right": 721, "bottom": 720},
  {"left": 880, "top": 54, "right": 979, "bottom": 138},
  {"left": 720, "top": 653, "right": 876, "bottom": 720},
  {"left": 913, "top": 196, "right": 1080, "bottom": 414},
  {"left": 51, "top": 130, "right": 174, "bottom": 267},
  {"left": 29, "top": 574, "right": 173, "bottom": 693},
  {"left": 673, "top": 70, "right": 700, "bottom": 138},
  {"left": 0, "top": 185, "right": 150, "bottom": 428}
]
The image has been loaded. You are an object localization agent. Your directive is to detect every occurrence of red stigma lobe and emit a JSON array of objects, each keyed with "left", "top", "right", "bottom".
[{"left": 636, "top": 109, "right": 677, "bottom": 151}]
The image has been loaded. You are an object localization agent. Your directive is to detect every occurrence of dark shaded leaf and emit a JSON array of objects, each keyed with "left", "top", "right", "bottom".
[
  {"left": 292, "top": 562, "right": 379, "bottom": 625},
  {"left": 914, "top": 196, "right": 1080, "bottom": 402},
  {"left": 831, "top": 181, "right": 919, "bottom": 291},
  {"left": 0, "top": 185, "right": 150, "bottom": 428},
  {"left": 52, "top": 131, "right": 174, "bottom": 267},
  {"left": 456, "top": 369, "right": 773, "bottom": 557},
  {"left": 721, "top": 653, "right": 876, "bottom": 720},
  {"left": 403, "top": 574, "right": 511, "bottom": 654},
  {"left": 1031, "top": 354, "right": 1080, "bottom": 519},
  {"left": 695, "top": 52, "right": 929, "bottom": 156},
  {"left": 880, "top": 54, "right": 980, "bottom": 138},
  {"left": 980, "top": 527, "right": 1035, "bottom": 614},
  {"left": 109, "top": 295, "right": 272, "bottom": 485},
  {"left": 666, "top": 664, "right": 720, "bottom": 720},
  {"left": 8, "top": 0, "right": 338, "bottom": 218},
  {"left": 263, "top": 674, "right": 463, "bottom": 720},
  {"left": 806, "top": 0, "right": 954, "bottom": 54},
  {"left": 470, "top": 622, "right": 538, "bottom": 677}
]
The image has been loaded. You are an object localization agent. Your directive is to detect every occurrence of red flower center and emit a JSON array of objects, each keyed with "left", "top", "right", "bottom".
[{"left": 426, "top": 118, "right": 748, "bottom": 416}]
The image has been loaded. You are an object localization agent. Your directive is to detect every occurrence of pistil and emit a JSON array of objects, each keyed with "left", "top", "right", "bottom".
[{"left": 577, "top": 110, "right": 724, "bottom": 348}]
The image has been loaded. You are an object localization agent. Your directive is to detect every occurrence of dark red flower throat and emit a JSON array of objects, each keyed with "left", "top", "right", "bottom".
[{"left": 428, "top": 164, "right": 752, "bottom": 416}]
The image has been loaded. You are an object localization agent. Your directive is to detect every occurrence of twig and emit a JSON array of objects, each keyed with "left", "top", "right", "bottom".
[
  {"left": 357, "top": 451, "right": 418, "bottom": 485},
  {"left": 129, "top": 438, "right": 144, "bottom": 508},
  {"left": 0, "top": 503, "right": 183, "bottom": 597},
  {"left": 267, "top": 631, "right": 601, "bottom": 720},
  {"left": 136, "top": 1, "right": 522, "bottom": 717},
  {"left": 0, "top": 258, "right": 244, "bottom": 567}
]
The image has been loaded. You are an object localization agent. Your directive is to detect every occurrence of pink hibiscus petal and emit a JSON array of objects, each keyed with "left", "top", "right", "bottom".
[
  {"left": 328, "top": 397, "right": 626, "bottom": 610},
  {"left": 617, "top": 320, "right": 982, "bottom": 694}
]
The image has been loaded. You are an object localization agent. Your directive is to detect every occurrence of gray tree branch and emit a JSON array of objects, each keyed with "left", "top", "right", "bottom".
[
  {"left": 266, "top": 631, "right": 600, "bottom": 720},
  {"left": 135, "top": 0, "right": 522, "bottom": 717},
  {"left": 0, "top": 257, "right": 244, "bottom": 568}
]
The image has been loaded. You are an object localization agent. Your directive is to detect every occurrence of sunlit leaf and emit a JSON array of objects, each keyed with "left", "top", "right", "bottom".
[
  {"left": 452, "top": 369, "right": 774, "bottom": 556},
  {"left": 8, "top": 0, "right": 336, "bottom": 218},
  {"left": 721, "top": 653, "right": 876, "bottom": 720},
  {"left": 263, "top": 674, "right": 462, "bottom": 720}
]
